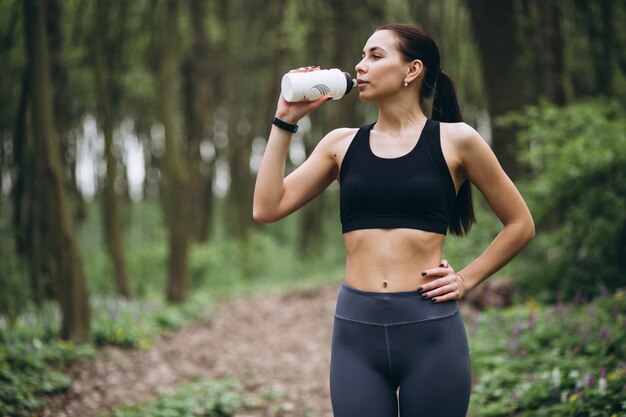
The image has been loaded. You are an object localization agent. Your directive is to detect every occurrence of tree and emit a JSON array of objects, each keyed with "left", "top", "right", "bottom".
[
  {"left": 182, "top": 0, "right": 215, "bottom": 243},
  {"left": 23, "top": 0, "right": 90, "bottom": 340},
  {"left": 93, "top": 0, "right": 132, "bottom": 298},
  {"left": 519, "top": 0, "right": 567, "bottom": 105},
  {"left": 157, "top": 0, "right": 192, "bottom": 302},
  {"left": 466, "top": 0, "right": 527, "bottom": 179}
]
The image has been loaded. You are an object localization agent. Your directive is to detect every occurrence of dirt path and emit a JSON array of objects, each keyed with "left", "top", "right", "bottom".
[{"left": 43, "top": 283, "right": 340, "bottom": 417}]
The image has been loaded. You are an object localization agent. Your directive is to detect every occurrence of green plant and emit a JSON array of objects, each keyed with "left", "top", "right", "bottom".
[
  {"left": 497, "top": 99, "right": 626, "bottom": 300},
  {"left": 467, "top": 288, "right": 626, "bottom": 416},
  {"left": 106, "top": 379, "right": 258, "bottom": 417},
  {"left": 0, "top": 335, "right": 93, "bottom": 416}
]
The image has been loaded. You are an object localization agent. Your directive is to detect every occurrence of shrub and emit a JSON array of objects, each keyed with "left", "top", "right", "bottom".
[
  {"left": 107, "top": 379, "right": 257, "bottom": 417},
  {"left": 498, "top": 99, "right": 626, "bottom": 300},
  {"left": 468, "top": 288, "right": 626, "bottom": 416}
]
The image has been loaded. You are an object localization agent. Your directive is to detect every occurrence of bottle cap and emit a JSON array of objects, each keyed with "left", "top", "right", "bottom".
[{"left": 344, "top": 72, "right": 356, "bottom": 95}]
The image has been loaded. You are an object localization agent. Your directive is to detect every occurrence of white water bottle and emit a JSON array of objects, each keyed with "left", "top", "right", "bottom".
[{"left": 281, "top": 68, "right": 356, "bottom": 102}]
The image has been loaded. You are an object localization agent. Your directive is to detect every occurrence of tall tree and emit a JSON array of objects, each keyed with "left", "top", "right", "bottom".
[
  {"left": 573, "top": 0, "right": 618, "bottom": 97},
  {"left": 47, "top": 0, "right": 86, "bottom": 222},
  {"left": 524, "top": 0, "right": 567, "bottom": 104},
  {"left": 93, "top": 0, "right": 131, "bottom": 298},
  {"left": 183, "top": 0, "right": 215, "bottom": 243},
  {"left": 466, "top": 0, "right": 527, "bottom": 179},
  {"left": 23, "top": 0, "right": 90, "bottom": 340},
  {"left": 158, "top": 0, "right": 191, "bottom": 302}
]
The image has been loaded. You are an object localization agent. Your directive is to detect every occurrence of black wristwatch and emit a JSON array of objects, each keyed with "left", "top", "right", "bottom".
[{"left": 272, "top": 116, "right": 298, "bottom": 133}]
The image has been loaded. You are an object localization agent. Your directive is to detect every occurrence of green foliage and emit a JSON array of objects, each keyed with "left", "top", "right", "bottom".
[
  {"left": 91, "top": 294, "right": 209, "bottom": 349},
  {"left": 189, "top": 230, "right": 344, "bottom": 297},
  {"left": 0, "top": 333, "right": 94, "bottom": 416},
  {"left": 497, "top": 99, "right": 626, "bottom": 300},
  {"left": 468, "top": 289, "right": 626, "bottom": 416},
  {"left": 0, "top": 290, "right": 207, "bottom": 416},
  {"left": 106, "top": 379, "right": 259, "bottom": 417}
]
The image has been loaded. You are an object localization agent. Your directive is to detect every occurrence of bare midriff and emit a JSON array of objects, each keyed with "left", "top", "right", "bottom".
[{"left": 342, "top": 228, "right": 445, "bottom": 292}]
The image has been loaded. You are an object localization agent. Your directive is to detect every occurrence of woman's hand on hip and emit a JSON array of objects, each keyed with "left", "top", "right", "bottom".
[
  {"left": 275, "top": 66, "right": 332, "bottom": 124},
  {"left": 417, "top": 259, "right": 467, "bottom": 303}
]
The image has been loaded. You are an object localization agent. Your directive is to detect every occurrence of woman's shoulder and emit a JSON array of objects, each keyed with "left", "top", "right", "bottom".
[
  {"left": 317, "top": 127, "right": 360, "bottom": 152},
  {"left": 323, "top": 127, "right": 360, "bottom": 141},
  {"left": 438, "top": 121, "right": 484, "bottom": 150}
]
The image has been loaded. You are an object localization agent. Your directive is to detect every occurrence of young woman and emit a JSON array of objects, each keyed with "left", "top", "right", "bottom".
[{"left": 253, "top": 23, "right": 534, "bottom": 417}]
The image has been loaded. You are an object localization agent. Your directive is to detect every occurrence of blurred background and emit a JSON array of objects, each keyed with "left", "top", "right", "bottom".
[{"left": 1, "top": 0, "right": 625, "bottom": 416}]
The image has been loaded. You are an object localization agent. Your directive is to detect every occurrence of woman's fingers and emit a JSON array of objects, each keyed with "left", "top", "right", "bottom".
[
  {"left": 418, "top": 265, "right": 466, "bottom": 302},
  {"left": 276, "top": 92, "right": 332, "bottom": 122},
  {"left": 290, "top": 65, "right": 320, "bottom": 73}
]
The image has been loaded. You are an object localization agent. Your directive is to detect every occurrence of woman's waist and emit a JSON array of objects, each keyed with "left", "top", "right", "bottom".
[
  {"left": 344, "top": 253, "right": 442, "bottom": 291},
  {"left": 334, "top": 283, "right": 458, "bottom": 325}
]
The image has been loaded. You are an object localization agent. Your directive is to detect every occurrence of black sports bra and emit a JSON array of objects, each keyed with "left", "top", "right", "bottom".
[{"left": 339, "top": 119, "right": 456, "bottom": 235}]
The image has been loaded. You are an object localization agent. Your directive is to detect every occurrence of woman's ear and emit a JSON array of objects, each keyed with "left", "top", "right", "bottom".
[{"left": 404, "top": 59, "right": 424, "bottom": 85}]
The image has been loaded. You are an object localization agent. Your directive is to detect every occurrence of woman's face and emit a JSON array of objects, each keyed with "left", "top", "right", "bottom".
[{"left": 355, "top": 30, "right": 412, "bottom": 102}]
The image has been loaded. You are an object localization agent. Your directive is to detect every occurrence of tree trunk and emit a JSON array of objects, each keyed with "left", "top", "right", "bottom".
[
  {"left": 46, "top": 0, "right": 86, "bottom": 223},
  {"left": 183, "top": 0, "right": 214, "bottom": 243},
  {"left": 466, "top": 0, "right": 526, "bottom": 179},
  {"left": 226, "top": 0, "right": 288, "bottom": 244},
  {"left": 23, "top": 0, "right": 90, "bottom": 340},
  {"left": 159, "top": 0, "right": 191, "bottom": 303},
  {"left": 94, "top": 0, "right": 131, "bottom": 298},
  {"left": 12, "top": 71, "right": 53, "bottom": 306},
  {"left": 598, "top": 0, "right": 614, "bottom": 96},
  {"left": 528, "top": 0, "right": 566, "bottom": 105}
]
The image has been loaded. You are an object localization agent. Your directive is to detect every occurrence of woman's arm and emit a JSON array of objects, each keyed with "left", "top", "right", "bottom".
[
  {"left": 420, "top": 123, "right": 535, "bottom": 301},
  {"left": 253, "top": 123, "right": 341, "bottom": 223},
  {"left": 253, "top": 67, "right": 341, "bottom": 223}
]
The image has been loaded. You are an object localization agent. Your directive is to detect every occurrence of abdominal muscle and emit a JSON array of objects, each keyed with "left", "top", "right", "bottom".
[{"left": 342, "top": 228, "right": 445, "bottom": 292}]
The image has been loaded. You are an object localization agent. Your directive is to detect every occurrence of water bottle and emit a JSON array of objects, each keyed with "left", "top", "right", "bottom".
[{"left": 281, "top": 68, "right": 356, "bottom": 102}]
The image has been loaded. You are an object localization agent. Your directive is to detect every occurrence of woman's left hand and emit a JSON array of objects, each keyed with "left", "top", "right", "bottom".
[{"left": 418, "top": 259, "right": 467, "bottom": 303}]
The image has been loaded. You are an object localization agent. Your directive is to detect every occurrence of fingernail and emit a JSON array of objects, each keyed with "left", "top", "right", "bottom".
[
  {"left": 431, "top": 298, "right": 437, "bottom": 303},
  {"left": 422, "top": 293, "right": 428, "bottom": 299},
  {"left": 421, "top": 272, "right": 426, "bottom": 276},
  {"left": 439, "top": 263, "right": 444, "bottom": 267},
  {"left": 417, "top": 287, "right": 423, "bottom": 292}
]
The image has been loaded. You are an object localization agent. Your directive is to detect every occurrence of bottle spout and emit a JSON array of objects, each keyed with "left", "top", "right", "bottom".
[{"left": 344, "top": 72, "right": 356, "bottom": 95}]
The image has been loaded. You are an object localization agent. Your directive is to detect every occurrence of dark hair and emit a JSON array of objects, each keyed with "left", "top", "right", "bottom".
[{"left": 377, "top": 23, "right": 475, "bottom": 236}]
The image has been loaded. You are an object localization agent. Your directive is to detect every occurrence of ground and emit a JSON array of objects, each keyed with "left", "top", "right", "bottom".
[{"left": 43, "top": 283, "right": 340, "bottom": 417}]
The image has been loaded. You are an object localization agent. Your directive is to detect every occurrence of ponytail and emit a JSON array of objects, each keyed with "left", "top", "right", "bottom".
[
  {"left": 378, "top": 23, "right": 476, "bottom": 236},
  {"left": 432, "top": 71, "right": 475, "bottom": 236},
  {"left": 432, "top": 71, "right": 462, "bottom": 123}
]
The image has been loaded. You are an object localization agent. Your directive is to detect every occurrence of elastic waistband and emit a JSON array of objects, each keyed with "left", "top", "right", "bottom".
[{"left": 335, "top": 283, "right": 458, "bottom": 325}]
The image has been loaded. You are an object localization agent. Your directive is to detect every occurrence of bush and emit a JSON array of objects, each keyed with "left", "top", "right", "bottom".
[
  {"left": 0, "top": 332, "right": 94, "bottom": 416},
  {"left": 468, "top": 288, "right": 626, "bottom": 416},
  {"left": 498, "top": 99, "right": 626, "bottom": 301},
  {"left": 107, "top": 379, "right": 258, "bottom": 417}
]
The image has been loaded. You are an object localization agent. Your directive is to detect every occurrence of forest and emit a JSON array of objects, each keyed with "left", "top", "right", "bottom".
[{"left": 1, "top": 0, "right": 625, "bottom": 416}]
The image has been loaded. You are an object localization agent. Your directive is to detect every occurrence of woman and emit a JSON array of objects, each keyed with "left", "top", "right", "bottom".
[{"left": 253, "top": 23, "right": 534, "bottom": 417}]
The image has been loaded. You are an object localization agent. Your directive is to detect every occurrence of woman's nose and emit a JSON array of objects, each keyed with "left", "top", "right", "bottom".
[{"left": 355, "top": 59, "right": 366, "bottom": 74}]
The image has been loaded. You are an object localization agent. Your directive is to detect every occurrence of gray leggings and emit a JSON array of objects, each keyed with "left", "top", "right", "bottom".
[{"left": 330, "top": 283, "right": 471, "bottom": 417}]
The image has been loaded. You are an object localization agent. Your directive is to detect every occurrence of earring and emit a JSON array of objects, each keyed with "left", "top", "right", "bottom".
[{"left": 404, "top": 82, "right": 408, "bottom": 87}]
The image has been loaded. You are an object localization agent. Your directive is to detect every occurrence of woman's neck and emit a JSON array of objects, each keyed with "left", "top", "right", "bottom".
[{"left": 375, "top": 93, "right": 427, "bottom": 136}]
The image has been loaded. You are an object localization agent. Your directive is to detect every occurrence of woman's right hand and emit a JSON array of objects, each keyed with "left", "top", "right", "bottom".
[{"left": 275, "top": 66, "right": 333, "bottom": 124}]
